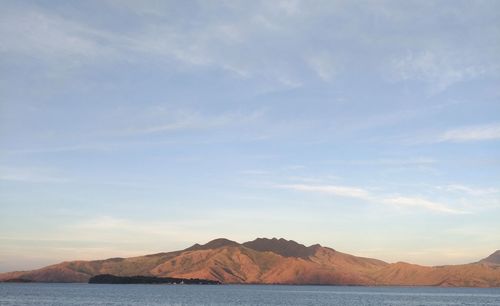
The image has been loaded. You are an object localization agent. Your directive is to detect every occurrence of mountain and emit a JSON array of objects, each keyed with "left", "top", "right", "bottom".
[
  {"left": 242, "top": 238, "right": 320, "bottom": 259},
  {"left": 1, "top": 238, "right": 499, "bottom": 287},
  {"left": 480, "top": 250, "right": 500, "bottom": 265}
]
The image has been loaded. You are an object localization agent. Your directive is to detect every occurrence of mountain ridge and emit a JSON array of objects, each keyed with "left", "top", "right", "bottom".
[
  {"left": 1, "top": 238, "right": 499, "bottom": 287},
  {"left": 242, "top": 237, "right": 322, "bottom": 259},
  {"left": 480, "top": 250, "right": 500, "bottom": 265}
]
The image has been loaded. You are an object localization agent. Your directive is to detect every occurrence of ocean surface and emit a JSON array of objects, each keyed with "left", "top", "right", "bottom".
[{"left": 1, "top": 283, "right": 500, "bottom": 306}]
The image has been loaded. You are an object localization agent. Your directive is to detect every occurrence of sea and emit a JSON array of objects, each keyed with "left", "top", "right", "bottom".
[{"left": 1, "top": 283, "right": 500, "bottom": 306}]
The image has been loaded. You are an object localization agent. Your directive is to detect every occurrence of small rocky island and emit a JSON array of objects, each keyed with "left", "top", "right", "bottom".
[{"left": 88, "top": 274, "right": 220, "bottom": 285}]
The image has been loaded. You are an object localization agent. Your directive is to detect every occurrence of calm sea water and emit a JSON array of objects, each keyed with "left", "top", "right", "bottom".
[{"left": 1, "top": 283, "right": 500, "bottom": 306}]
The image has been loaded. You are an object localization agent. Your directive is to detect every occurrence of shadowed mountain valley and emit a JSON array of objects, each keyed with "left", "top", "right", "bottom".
[{"left": 1, "top": 238, "right": 499, "bottom": 287}]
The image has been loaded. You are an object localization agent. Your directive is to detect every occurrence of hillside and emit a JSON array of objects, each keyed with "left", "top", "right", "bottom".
[
  {"left": 1, "top": 238, "right": 499, "bottom": 287},
  {"left": 480, "top": 250, "right": 500, "bottom": 265}
]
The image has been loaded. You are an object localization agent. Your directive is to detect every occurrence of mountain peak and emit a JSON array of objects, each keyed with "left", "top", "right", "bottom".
[
  {"left": 242, "top": 237, "right": 319, "bottom": 259},
  {"left": 480, "top": 250, "right": 500, "bottom": 265},
  {"left": 186, "top": 238, "right": 240, "bottom": 251}
]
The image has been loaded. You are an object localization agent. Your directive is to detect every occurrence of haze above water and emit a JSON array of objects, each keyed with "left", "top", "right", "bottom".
[{"left": 1, "top": 284, "right": 500, "bottom": 306}]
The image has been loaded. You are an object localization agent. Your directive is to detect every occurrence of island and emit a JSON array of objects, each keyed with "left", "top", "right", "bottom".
[
  {"left": 88, "top": 274, "right": 221, "bottom": 285},
  {"left": 2, "top": 238, "right": 500, "bottom": 287}
]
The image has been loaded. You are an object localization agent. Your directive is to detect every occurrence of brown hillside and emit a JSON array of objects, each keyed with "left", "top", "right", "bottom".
[
  {"left": 480, "top": 250, "right": 500, "bottom": 265},
  {"left": 1, "top": 238, "right": 499, "bottom": 287}
]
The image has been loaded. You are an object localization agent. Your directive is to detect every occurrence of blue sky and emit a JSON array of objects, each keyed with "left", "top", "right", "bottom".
[{"left": 1, "top": 0, "right": 499, "bottom": 272}]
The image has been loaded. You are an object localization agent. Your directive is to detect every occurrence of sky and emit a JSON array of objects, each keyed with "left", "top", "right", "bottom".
[{"left": 1, "top": 0, "right": 500, "bottom": 272}]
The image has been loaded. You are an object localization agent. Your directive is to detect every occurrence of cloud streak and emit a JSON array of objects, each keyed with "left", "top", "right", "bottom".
[
  {"left": 0, "top": 8, "right": 113, "bottom": 60},
  {"left": 279, "top": 183, "right": 371, "bottom": 200},
  {"left": 125, "top": 109, "right": 263, "bottom": 135},
  {"left": 391, "top": 50, "right": 488, "bottom": 92},
  {"left": 5, "top": 1, "right": 496, "bottom": 89},
  {"left": 280, "top": 183, "right": 466, "bottom": 214},
  {"left": 437, "top": 184, "right": 499, "bottom": 196},
  {"left": 383, "top": 196, "right": 462, "bottom": 214},
  {"left": 0, "top": 166, "right": 69, "bottom": 183},
  {"left": 437, "top": 123, "right": 500, "bottom": 143}
]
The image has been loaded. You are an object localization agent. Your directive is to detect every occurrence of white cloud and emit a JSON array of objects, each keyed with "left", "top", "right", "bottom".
[
  {"left": 74, "top": 216, "right": 129, "bottom": 231},
  {"left": 404, "top": 123, "right": 500, "bottom": 145},
  {"left": 392, "top": 50, "right": 487, "bottom": 92},
  {"left": 325, "top": 157, "right": 436, "bottom": 166},
  {"left": 0, "top": 166, "right": 69, "bottom": 183},
  {"left": 241, "top": 169, "right": 270, "bottom": 175},
  {"left": 0, "top": 9, "right": 112, "bottom": 60},
  {"left": 0, "top": 4, "right": 298, "bottom": 89},
  {"left": 306, "top": 52, "right": 337, "bottom": 81},
  {"left": 437, "top": 123, "right": 500, "bottom": 142},
  {"left": 383, "top": 196, "right": 465, "bottom": 214},
  {"left": 280, "top": 183, "right": 372, "bottom": 200},
  {"left": 69, "top": 216, "right": 223, "bottom": 246},
  {"left": 4, "top": 1, "right": 497, "bottom": 91},
  {"left": 437, "top": 184, "right": 499, "bottom": 196},
  {"left": 273, "top": 0, "right": 302, "bottom": 16},
  {"left": 125, "top": 109, "right": 263, "bottom": 135},
  {"left": 0, "top": 108, "right": 267, "bottom": 155},
  {"left": 279, "top": 183, "right": 466, "bottom": 214}
]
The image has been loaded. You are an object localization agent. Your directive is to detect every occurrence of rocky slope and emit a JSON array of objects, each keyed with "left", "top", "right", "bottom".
[
  {"left": 1, "top": 238, "right": 499, "bottom": 287},
  {"left": 480, "top": 250, "right": 500, "bottom": 265}
]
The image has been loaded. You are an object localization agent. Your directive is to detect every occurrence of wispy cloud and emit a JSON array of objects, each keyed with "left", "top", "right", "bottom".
[
  {"left": 67, "top": 216, "right": 223, "bottom": 246},
  {"left": 241, "top": 169, "right": 270, "bottom": 175},
  {"left": 0, "top": 143, "right": 119, "bottom": 154},
  {"left": 74, "top": 216, "right": 129, "bottom": 231},
  {"left": 383, "top": 196, "right": 463, "bottom": 214},
  {"left": 391, "top": 50, "right": 488, "bottom": 92},
  {"left": 0, "top": 109, "right": 265, "bottom": 155},
  {"left": 437, "top": 123, "right": 500, "bottom": 143},
  {"left": 0, "top": 8, "right": 113, "bottom": 60},
  {"left": 279, "top": 183, "right": 466, "bottom": 214},
  {"left": 0, "top": 3, "right": 308, "bottom": 88},
  {"left": 0, "top": 166, "right": 69, "bottom": 183},
  {"left": 305, "top": 52, "right": 336, "bottom": 82},
  {"left": 3, "top": 1, "right": 497, "bottom": 91},
  {"left": 123, "top": 109, "right": 263, "bottom": 135},
  {"left": 323, "top": 157, "right": 436, "bottom": 166},
  {"left": 437, "top": 184, "right": 499, "bottom": 196},
  {"left": 279, "top": 183, "right": 371, "bottom": 200},
  {"left": 401, "top": 123, "right": 500, "bottom": 145}
]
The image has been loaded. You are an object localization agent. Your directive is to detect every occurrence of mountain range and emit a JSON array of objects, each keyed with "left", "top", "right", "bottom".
[{"left": 1, "top": 238, "right": 499, "bottom": 287}]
